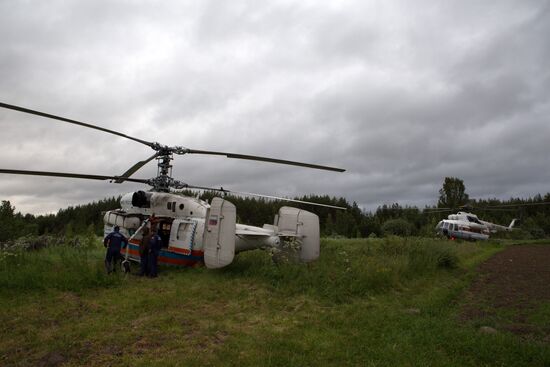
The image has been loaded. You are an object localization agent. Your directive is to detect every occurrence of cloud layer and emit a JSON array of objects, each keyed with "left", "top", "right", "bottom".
[{"left": 1, "top": 0, "right": 549, "bottom": 214}]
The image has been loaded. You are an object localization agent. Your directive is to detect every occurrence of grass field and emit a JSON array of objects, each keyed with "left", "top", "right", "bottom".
[{"left": 0, "top": 237, "right": 549, "bottom": 366}]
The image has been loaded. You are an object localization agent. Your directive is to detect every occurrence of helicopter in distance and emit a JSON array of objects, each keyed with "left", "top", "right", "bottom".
[
  {"left": 0, "top": 101, "right": 346, "bottom": 270},
  {"left": 433, "top": 211, "right": 518, "bottom": 241}
]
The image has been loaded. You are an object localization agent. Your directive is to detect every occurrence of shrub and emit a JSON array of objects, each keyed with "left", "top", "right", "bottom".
[{"left": 381, "top": 219, "right": 414, "bottom": 236}]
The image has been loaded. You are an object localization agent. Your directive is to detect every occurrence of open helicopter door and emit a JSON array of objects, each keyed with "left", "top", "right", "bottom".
[{"left": 204, "top": 197, "right": 236, "bottom": 269}]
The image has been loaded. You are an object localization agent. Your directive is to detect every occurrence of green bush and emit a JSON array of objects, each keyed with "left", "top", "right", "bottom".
[{"left": 381, "top": 219, "right": 414, "bottom": 237}]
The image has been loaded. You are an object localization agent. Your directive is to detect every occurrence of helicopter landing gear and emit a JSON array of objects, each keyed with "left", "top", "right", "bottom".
[{"left": 122, "top": 260, "right": 131, "bottom": 273}]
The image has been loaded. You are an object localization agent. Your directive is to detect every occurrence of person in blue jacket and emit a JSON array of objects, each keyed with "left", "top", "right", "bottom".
[
  {"left": 103, "top": 225, "right": 128, "bottom": 274},
  {"left": 147, "top": 225, "right": 163, "bottom": 277}
]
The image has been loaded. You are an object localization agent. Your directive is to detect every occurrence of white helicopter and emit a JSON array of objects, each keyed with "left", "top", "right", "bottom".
[
  {"left": 434, "top": 211, "right": 518, "bottom": 241},
  {"left": 0, "top": 102, "right": 346, "bottom": 269}
]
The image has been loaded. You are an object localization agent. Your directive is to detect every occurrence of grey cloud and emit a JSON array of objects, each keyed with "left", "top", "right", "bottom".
[{"left": 1, "top": 0, "right": 549, "bottom": 215}]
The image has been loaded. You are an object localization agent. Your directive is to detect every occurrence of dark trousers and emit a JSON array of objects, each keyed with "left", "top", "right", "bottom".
[
  {"left": 139, "top": 254, "right": 149, "bottom": 276},
  {"left": 105, "top": 248, "right": 123, "bottom": 273},
  {"left": 148, "top": 251, "right": 159, "bottom": 277}
]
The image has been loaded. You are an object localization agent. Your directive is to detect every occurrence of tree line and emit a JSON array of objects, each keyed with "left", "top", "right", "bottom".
[
  {"left": 0, "top": 197, "right": 120, "bottom": 243},
  {"left": 1, "top": 177, "right": 549, "bottom": 243}
]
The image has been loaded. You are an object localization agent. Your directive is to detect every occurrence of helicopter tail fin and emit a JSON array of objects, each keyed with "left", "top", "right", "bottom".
[
  {"left": 203, "top": 197, "right": 237, "bottom": 269},
  {"left": 509, "top": 218, "right": 519, "bottom": 229},
  {"left": 276, "top": 207, "right": 320, "bottom": 262}
]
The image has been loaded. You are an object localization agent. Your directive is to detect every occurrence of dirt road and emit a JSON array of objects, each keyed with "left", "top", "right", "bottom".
[{"left": 461, "top": 244, "right": 550, "bottom": 341}]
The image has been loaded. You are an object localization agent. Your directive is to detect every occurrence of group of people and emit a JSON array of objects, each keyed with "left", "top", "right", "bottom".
[{"left": 103, "top": 223, "right": 163, "bottom": 277}]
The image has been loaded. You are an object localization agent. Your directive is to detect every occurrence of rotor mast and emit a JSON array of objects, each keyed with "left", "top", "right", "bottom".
[{"left": 154, "top": 146, "right": 175, "bottom": 192}]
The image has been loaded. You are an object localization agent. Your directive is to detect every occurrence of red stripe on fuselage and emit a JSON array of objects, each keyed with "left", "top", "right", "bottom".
[
  {"left": 122, "top": 247, "right": 140, "bottom": 257},
  {"left": 123, "top": 242, "right": 203, "bottom": 267},
  {"left": 128, "top": 239, "right": 203, "bottom": 257},
  {"left": 158, "top": 256, "right": 201, "bottom": 267}
]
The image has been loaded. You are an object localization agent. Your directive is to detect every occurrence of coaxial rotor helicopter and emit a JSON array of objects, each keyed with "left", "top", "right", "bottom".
[{"left": 0, "top": 101, "right": 346, "bottom": 269}]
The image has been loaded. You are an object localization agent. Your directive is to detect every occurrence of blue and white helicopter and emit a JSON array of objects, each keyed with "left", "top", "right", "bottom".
[{"left": 434, "top": 211, "right": 518, "bottom": 241}]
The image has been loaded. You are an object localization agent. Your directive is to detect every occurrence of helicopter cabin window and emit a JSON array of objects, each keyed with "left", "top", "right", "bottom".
[
  {"left": 179, "top": 204, "right": 184, "bottom": 210},
  {"left": 166, "top": 202, "right": 172, "bottom": 210},
  {"left": 172, "top": 201, "right": 176, "bottom": 212}
]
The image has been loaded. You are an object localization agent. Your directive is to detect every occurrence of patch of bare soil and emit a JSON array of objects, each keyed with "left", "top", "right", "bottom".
[{"left": 461, "top": 245, "right": 550, "bottom": 341}]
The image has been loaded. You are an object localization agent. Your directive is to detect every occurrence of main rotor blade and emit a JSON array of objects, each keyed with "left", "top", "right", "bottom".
[
  {"left": 185, "top": 149, "right": 346, "bottom": 172},
  {"left": 423, "top": 208, "right": 453, "bottom": 212},
  {"left": 114, "top": 152, "right": 160, "bottom": 183},
  {"left": 0, "top": 168, "right": 149, "bottom": 184},
  {"left": 474, "top": 207, "right": 517, "bottom": 212},
  {"left": 180, "top": 185, "right": 347, "bottom": 209},
  {"left": 481, "top": 201, "right": 550, "bottom": 208},
  {"left": 0, "top": 102, "right": 153, "bottom": 147}
]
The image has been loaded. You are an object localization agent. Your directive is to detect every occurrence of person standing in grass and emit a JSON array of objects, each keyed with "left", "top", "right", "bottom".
[
  {"left": 103, "top": 225, "right": 128, "bottom": 274},
  {"left": 148, "top": 225, "right": 162, "bottom": 278},
  {"left": 138, "top": 226, "right": 152, "bottom": 276}
]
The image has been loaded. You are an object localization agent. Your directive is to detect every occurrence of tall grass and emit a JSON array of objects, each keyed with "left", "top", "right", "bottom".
[
  {"left": 0, "top": 240, "right": 119, "bottom": 294},
  {"left": 221, "top": 237, "right": 465, "bottom": 303},
  {"left": 0, "top": 236, "right": 477, "bottom": 301}
]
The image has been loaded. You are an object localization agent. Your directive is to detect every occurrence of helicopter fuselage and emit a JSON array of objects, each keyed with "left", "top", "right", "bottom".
[
  {"left": 435, "top": 211, "right": 515, "bottom": 241},
  {"left": 104, "top": 191, "right": 320, "bottom": 269},
  {"left": 435, "top": 219, "right": 490, "bottom": 241}
]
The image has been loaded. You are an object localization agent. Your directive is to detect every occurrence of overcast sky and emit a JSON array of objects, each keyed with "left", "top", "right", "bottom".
[{"left": 1, "top": 0, "right": 549, "bottom": 215}]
